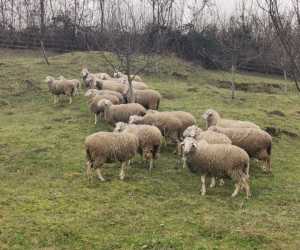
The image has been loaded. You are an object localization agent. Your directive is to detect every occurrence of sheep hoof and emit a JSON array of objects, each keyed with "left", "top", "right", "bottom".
[
  {"left": 219, "top": 179, "right": 225, "bottom": 186},
  {"left": 98, "top": 177, "right": 106, "bottom": 182}
]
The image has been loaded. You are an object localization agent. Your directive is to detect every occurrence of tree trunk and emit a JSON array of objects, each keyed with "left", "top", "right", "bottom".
[
  {"left": 100, "top": 0, "right": 105, "bottom": 32},
  {"left": 40, "top": 0, "right": 49, "bottom": 65},
  {"left": 231, "top": 64, "right": 236, "bottom": 99}
]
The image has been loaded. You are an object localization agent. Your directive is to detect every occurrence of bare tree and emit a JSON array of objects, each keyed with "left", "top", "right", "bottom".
[{"left": 259, "top": 0, "right": 300, "bottom": 91}]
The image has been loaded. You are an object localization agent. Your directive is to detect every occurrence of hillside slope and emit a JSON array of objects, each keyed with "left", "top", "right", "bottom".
[{"left": 0, "top": 50, "right": 299, "bottom": 249}]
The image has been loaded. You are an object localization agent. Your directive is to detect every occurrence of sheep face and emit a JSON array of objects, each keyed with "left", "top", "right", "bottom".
[
  {"left": 181, "top": 138, "right": 198, "bottom": 155},
  {"left": 84, "top": 89, "right": 96, "bottom": 97},
  {"left": 143, "top": 148, "right": 153, "bottom": 161},
  {"left": 114, "top": 122, "right": 128, "bottom": 132},
  {"left": 183, "top": 125, "right": 200, "bottom": 138},
  {"left": 45, "top": 76, "right": 54, "bottom": 83},
  {"left": 202, "top": 109, "right": 219, "bottom": 127},
  {"left": 82, "top": 68, "right": 89, "bottom": 79},
  {"left": 129, "top": 115, "right": 143, "bottom": 124}
]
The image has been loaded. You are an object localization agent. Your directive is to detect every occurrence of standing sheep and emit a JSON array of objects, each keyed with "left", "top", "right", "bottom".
[
  {"left": 202, "top": 109, "right": 260, "bottom": 129},
  {"left": 101, "top": 100, "right": 146, "bottom": 124},
  {"left": 182, "top": 138, "right": 251, "bottom": 198},
  {"left": 114, "top": 122, "right": 163, "bottom": 171},
  {"left": 85, "top": 131, "right": 139, "bottom": 181},
  {"left": 124, "top": 88, "right": 161, "bottom": 110},
  {"left": 114, "top": 71, "right": 143, "bottom": 82},
  {"left": 58, "top": 76, "right": 81, "bottom": 96},
  {"left": 209, "top": 126, "right": 272, "bottom": 172},
  {"left": 45, "top": 76, "right": 76, "bottom": 104},
  {"left": 88, "top": 94, "right": 120, "bottom": 124},
  {"left": 84, "top": 89, "right": 125, "bottom": 103}
]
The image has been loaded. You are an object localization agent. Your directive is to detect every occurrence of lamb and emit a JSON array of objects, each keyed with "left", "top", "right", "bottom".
[
  {"left": 85, "top": 131, "right": 139, "bottom": 181},
  {"left": 114, "top": 71, "right": 143, "bottom": 82},
  {"left": 88, "top": 94, "right": 120, "bottom": 124},
  {"left": 101, "top": 100, "right": 146, "bottom": 125},
  {"left": 202, "top": 109, "right": 260, "bottom": 129},
  {"left": 181, "top": 137, "right": 251, "bottom": 198},
  {"left": 124, "top": 88, "right": 161, "bottom": 110},
  {"left": 209, "top": 126, "right": 272, "bottom": 172},
  {"left": 84, "top": 89, "right": 125, "bottom": 103},
  {"left": 129, "top": 112, "right": 183, "bottom": 149},
  {"left": 114, "top": 122, "right": 163, "bottom": 171},
  {"left": 45, "top": 76, "right": 76, "bottom": 104},
  {"left": 58, "top": 76, "right": 81, "bottom": 96}
]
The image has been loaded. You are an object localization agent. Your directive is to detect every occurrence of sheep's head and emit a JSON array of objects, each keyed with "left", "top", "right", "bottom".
[
  {"left": 129, "top": 115, "right": 143, "bottom": 124},
  {"left": 146, "top": 109, "right": 158, "bottom": 115},
  {"left": 103, "top": 99, "right": 113, "bottom": 107},
  {"left": 113, "top": 122, "right": 128, "bottom": 132},
  {"left": 208, "top": 126, "right": 221, "bottom": 133},
  {"left": 84, "top": 89, "right": 97, "bottom": 98},
  {"left": 81, "top": 68, "right": 89, "bottom": 79},
  {"left": 202, "top": 109, "right": 220, "bottom": 127},
  {"left": 113, "top": 71, "right": 122, "bottom": 78},
  {"left": 183, "top": 125, "right": 201, "bottom": 138},
  {"left": 58, "top": 75, "right": 65, "bottom": 80},
  {"left": 45, "top": 76, "right": 54, "bottom": 83},
  {"left": 181, "top": 137, "right": 199, "bottom": 155}
]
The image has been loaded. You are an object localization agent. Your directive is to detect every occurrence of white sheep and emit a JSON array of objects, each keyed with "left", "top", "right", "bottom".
[
  {"left": 182, "top": 138, "right": 251, "bottom": 198},
  {"left": 202, "top": 109, "right": 260, "bottom": 129},
  {"left": 114, "top": 122, "right": 163, "bottom": 171},
  {"left": 124, "top": 89, "right": 161, "bottom": 110},
  {"left": 45, "top": 76, "right": 76, "bottom": 104},
  {"left": 85, "top": 131, "right": 139, "bottom": 181},
  {"left": 58, "top": 76, "right": 81, "bottom": 96},
  {"left": 209, "top": 126, "right": 272, "bottom": 172},
  {"left": 101, "top": 100, "right": 146, "bottom": 125}
]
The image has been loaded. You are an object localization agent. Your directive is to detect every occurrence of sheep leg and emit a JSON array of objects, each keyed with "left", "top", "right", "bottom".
[
  {"left": 149, "top": 158, "right": 154, "bottom": 172},
  {"left": 120, "top": 161, "right": 128, "bottom": 180},
  {"left": 231, "top": 182, "right": 241, "bottom": 197},
  {"left": 86, "top": 161, "right": 93, "bottom": 182},
  {"left": 96, "top": 168, "right": 105, "bottom": 182},
  {"left": 182, "top": 156, "right": 187, "bottom": 169},
  {"left": 94, "top": 114, "right": 98, "bottom": 125},
  {"left": 266, "top": 158, "right": 272, "bottom": 173},
  {"left": 69, "top": 96, "right": 72, "bottom": 104},
  {"left": 200, "top": 175, "right": 206, "bottom": 196},
  {"left": 53, "top": 95, "right": 57, "bottom": 104},
  {"left": 210, "top": 177, "right": 216, "bottom": 188},
  {"left": 242, "top": 177, "right": 251, "bottom": 199}
]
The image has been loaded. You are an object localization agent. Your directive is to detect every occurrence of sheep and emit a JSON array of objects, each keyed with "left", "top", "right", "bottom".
[
  {"left": 45, "top": 76, "right": 76, "bottom": 104},
  {"left": 94, "top": 78, "right": 128, "bottom": 93},
  {"left": 124, "top": 88, "right": 161, "bottom": 110},
  {"left": 81, "top": 68, "right": 111, "bottom": 85},
  {"left": 84, "top": 89, "right": 125, "bottom": 103},
  {"left": 182, "top": 125, "right": 232, "bottom": 187},
  {"left": 181, "top": 137, "right": 251, "bottom": 198},
  {"left": 114, "top": 71, "right": 143, "bottom": 82},
  {"left": 85, "top": 131, "right": 139, "bottom": 181},
  {"left": 129, "top": 112, "right": 183, "bottom": 149},
  {"left": 88, "top": 94, "right": 120, "bottom": 124},
  {"left": 202, "top": 109, "right": 260, "bottom": 129},
  {"left": 58, "top": 76, "right": 81, "bottom": 96},
  {"left": 101, "top": 100, "right": 146, "bottom": 125},
  {"left": 114, "top": 122, "right": 163, "bottom": 171},
  {"left": 209, "top": 126, "right": 272, "bottom": 172}
]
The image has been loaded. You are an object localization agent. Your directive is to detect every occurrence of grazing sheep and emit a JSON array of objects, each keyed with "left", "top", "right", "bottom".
[
  {"left": 182, "top": 138, "right": 251, "bottom": 198},
  {"left": 202, "top": 109, "right": 260, "bottom": 129},
  {"left": 129, "top": 112, "right": 183, "bottom": 149},
  {"left": 85, "top": 131, "right": 139, "bottom": 181},
  {"left": 45, "top": 76, "right": 76, "bottom": 104},
  {"left": 114, "top": 71, "right": 143, "bottom": 82},
  {"left": 84, "top": 89, "right": 125, "bottom": 103},
  {"left": 124, "top": 89, "right": 161, "bottom": 110},
  {"left": 88, "top": 94, "right": 120, "bottom": 124},
  {"left": 82, "top": 68, "right": 111, "bottom": 85},
  {"left": 58, "top": 76, "right": 81, "bottom": 96},
  {"left": 209, "top": 126, "right": 272, "bottom": 172},
  {"left": 95, "top": 78, "right": 128, "bottom": 93},
  {"left": 101, "top": 100, "right": 146, "bottom": 124},
  {"left": 114, "top": 122, "right": 163, "bottom": 171}
]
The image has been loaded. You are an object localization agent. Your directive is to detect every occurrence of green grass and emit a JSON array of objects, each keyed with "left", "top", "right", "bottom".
[{"left": 0, "top": 50, "right": 300, "bottom": 250}]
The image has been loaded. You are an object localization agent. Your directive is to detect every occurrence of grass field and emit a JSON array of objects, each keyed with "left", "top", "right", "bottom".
[{"left": 0, "top": 50, "right": 300, "bottom": 250}]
